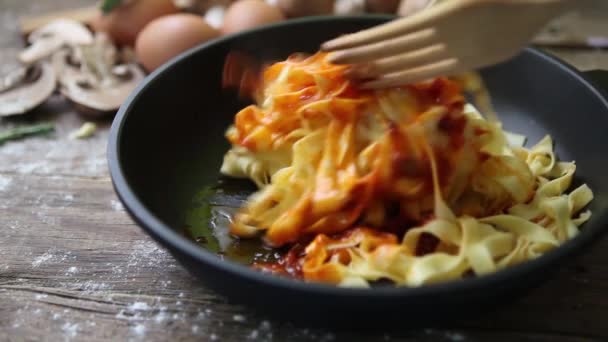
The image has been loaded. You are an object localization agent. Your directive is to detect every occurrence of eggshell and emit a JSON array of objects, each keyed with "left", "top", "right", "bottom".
[
  {"left": 277, "top": 0, "right": 335, "bottom": 17},
  {"left": 135, "top": 14, "right": 220, "bottom": 71},
  {"left": 221, "top": 0, "right": 285, "bottom": 35},
  {"left": 91, "top": 0, "right": 179, "bottom": 46}
]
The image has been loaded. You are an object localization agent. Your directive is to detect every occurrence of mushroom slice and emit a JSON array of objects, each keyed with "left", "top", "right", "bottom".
[
  {"left": 19, "top": 19, "right": 93, "bottom": 65},
  {"left": 0, "top": 67, "right": 30, "bottom": 93},
  {"left": 55, "top": 32, "right": 145, "bottom": 116},
  {"left": 52, "top": 48, "right": 82, "bottom": 86},
  {"left": 335, "top": 0, "right": 366, "bottom": 15},
  {"left": 60, "top": 63, "right": 145, "bottom": 116},
  {"left": 0, "top": 63, "right": 56, "bottom": 117}
]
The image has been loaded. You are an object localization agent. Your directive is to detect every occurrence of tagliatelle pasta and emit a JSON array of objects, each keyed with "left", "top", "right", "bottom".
[{"left": 219, "top": 52, "right": 593, "bottom": 287}]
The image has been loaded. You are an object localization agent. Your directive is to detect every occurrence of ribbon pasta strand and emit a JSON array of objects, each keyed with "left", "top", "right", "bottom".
[{"left": 220, "top": 52, "right": 594, "bottom": 287}]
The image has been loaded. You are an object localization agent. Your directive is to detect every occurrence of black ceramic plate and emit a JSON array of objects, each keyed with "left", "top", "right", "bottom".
[{"left": 108, "top": 16, "right": 608, "bottom": 327}]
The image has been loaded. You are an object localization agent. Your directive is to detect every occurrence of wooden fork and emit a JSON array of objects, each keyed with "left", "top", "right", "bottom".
[{"left": 321, "top": 0, "right": 575, "bottom": 88}]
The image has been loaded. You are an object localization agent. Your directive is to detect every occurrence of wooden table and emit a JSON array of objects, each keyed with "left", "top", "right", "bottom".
[{"left": 1, "top": 1, "right": 607, "bottom": 341}]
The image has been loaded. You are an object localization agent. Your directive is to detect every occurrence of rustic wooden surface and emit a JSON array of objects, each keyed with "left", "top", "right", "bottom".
[{"left": 1, "top": 1, "right": 608, "bottom": 341}]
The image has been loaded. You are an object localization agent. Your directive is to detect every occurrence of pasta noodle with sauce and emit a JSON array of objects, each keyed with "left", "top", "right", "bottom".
[{"left": 219, "top": 52, "right": 593, "bottom": 287}]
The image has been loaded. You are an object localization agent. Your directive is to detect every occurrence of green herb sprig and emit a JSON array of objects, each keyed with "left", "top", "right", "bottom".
[
  {"left": 0, "top": 123, "right": 55, "bottom": 145},
  {"left": 100, "top": 0, "right": 124, "bottom": 14}
]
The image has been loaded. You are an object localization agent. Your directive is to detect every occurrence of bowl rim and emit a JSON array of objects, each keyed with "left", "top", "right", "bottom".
[{"left": 108, "top": 15, "right": 608, "bottom": 297}]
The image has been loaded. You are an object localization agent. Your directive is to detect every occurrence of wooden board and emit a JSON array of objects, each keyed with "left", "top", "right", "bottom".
[
  {"left": 1, "top": 1, "right": 608, "bottom": 341},
  {"left": 18, "top": 6, "right": 99, "bottom": 37}
]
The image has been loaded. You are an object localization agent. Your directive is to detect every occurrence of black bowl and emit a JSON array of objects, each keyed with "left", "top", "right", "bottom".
[{"left": 108, "top": 16, "right": 608, "bottom": 327}]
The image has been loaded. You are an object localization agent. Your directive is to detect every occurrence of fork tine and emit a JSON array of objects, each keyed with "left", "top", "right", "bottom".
[
  {"left": 321, "top": 0, "right": 462, "bottom": 52},
  {"left": 361, "top": 58, "right": 460, "bottom": 89},
  {"left": 321, "top": 10, "right": 441, "bottom": 51},
  {"left": 348, "top": 44, "right": 447, "bottom": 78},
  {"left": 328, "top": 28, "right": 437, "bottom": 64}
]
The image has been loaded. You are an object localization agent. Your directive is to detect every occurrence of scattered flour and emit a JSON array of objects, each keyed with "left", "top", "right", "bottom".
[
  {"left": 63, "top": 194, "right": 74, "bottom": 202},
  {"left": 128, "top": 302, "right": 150, "bottom": 311},
  {"left": 75, "top": 280, "right": 110, "bottom": 292},
  {"left": 31, "top": 250, "right": 73, "bottom": 268},
  {"left": 31, "top": 252, "right": 54, "bottom": 267},
  {"left": 132, "top": 324, "right": 146, "bottom": 336},
  {"left": 322, "top": 333, "right": 336, "bottom": 341},
  {"left": 260, "top": 320, "right": 271, "bottom": 330},
  {"left": 280, "top": 325, "right": 342, "bottom": 341},
  {"left": 6, "top": 220, "right": 23, "bottom": 230},
  {"left": 34, "top": 294, "right": 48, "bottom": 300},
  {"left": 66, "top": 266, "right": 78, "bottom": 274},
  {"left": 35, "top": 210, "right": 60, "bottom": 226},
  {"left": 247, "top": 330, "right": 259, "bottom": 339},
  {"left": 0, "top": 126, "right": 109, "bottom": 176},
  {"left": 0, "top": 175, "right": 12, "bottom": 192},
  {"left": 115, "top": 310, "right": 129, "bottom": 320},
  {"left": 111, "top": 199, "right": 124, "bottom": 211},
  {"left": 61, "top": 322, "right": 79, "bottom": 338},
  {"left": 444, "top": 332, "right": 466, "bottom": 341},
  {"left": 424, "top": 329, "right": 467, "bottom": 341},
  {"left": 154, "top": 310, "right": 168, "bottom": 323},
  {"left": 126, "top": 240, "right": 168, "bottom": 268},
  {"left": 233, "top": 314, "right": 246, "bottom": 322},
  {"left": 246, "top": 320, "right": 274, "bottom": 341}
]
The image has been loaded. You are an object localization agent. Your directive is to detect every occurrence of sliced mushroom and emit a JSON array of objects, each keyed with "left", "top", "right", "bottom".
[
  {"left": 51, "top": 48, "right": 82, "bottom": 87},
  {"left": 0, "top": 63, "right": 56, "bottom": 117},
  {"left": 0, "top": 67, "right": 28, "bottom": 93},
  {"left": 118, "top": 46, "right": 138, "bottom": 65},
  {"left": 60, "top": 63, "right": 144, "bottom": 116},
  {"left": 334, "top": 0, "right": 366, "bottom": 15},
  {"left": 19, "top": 19, "right": 93, "bottom": 65},
  {"left": 56, "top": 33, "right": 145, "bottom": 116},
  {"left": 52, "top": 34, "right": 124, "bottom": 87}
]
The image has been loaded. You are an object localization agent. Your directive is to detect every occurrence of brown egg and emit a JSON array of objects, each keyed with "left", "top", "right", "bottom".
[
  {"left": 366, "top": 0, "right": 400, "bottom": 13},
  {"left": 277, "top": 0, "right": 334, "bottom": 17},
  {"left": 135, "top": 14, "right": 220, "bottom": 71},
  {"left": 91, "top": 0, "right": 179, "bottom": 46},
  {"left": 221, "top": 0, "right": 285, "bottom": 35}
]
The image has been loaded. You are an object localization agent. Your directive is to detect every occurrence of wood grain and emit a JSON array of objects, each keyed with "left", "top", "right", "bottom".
[
  {"left": 19, "top": 6, "right": 99, "bottom": 37},
  {"left": 1, "top": 1, "right": 607, "bottom": 341}
]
